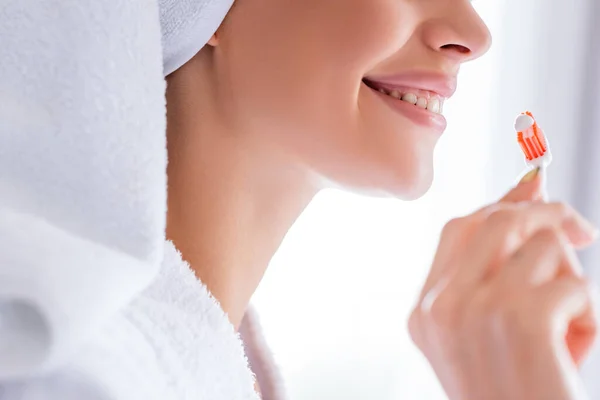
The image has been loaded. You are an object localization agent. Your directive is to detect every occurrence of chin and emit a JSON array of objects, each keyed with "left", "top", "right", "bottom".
[
  {"left": 386, "top": 168, "right": 434, "bottom": 200},
  {"left": 341, "top": 163, "right": 434, "bottom": 201},
  {"left": 378, "top": 147, "right": 436, "bottom": 200},
  {"left": 396, "top": 177, "right": 433, "bottom": 200},
  {"left": 312, "top": 132, "right": 438, "bottom": 200}
]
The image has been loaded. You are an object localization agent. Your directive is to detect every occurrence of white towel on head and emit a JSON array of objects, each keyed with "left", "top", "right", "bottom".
[
  {"left": 160, "top": 0, "right": 235, "bottom": 75},
  {"left": 0, "top": 0, "right": 238, "bottom": 386}
]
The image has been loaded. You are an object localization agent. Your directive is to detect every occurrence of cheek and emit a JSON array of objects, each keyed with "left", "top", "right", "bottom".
[
  {"left": 221, "top": 0, "right": 415, "bottom": 122},
  {"left": 220, "top": 0, "right": 433, "bottom": 198}
]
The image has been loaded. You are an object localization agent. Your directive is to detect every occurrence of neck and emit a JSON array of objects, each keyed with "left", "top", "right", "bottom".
[{"left": 165, "top": 64, "right": 317, "bottom": 329}]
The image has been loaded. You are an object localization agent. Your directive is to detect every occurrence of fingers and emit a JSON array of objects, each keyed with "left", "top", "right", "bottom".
[
  {"left": 534, "top": 278, "right": 597, "bottom": 347},
  {"left": 495, "top": 228, "right": 582, "bottom": 292},
  {"left": 499, "top": 167, "right": 544, "bottom": 203},
  {"left": 418, "top": 217, "right": 471, "bottom": 299},
  {"left": 421, "top": 202, "right": 596, "bottom": 301},
  {"left": 418, "top": 207, "right": 501, "bottom": 299},
  {"left": 420, "top": 169, "right": 547, "bottom": 300},
  {"left": 451, "top": 203, "right": 597, "bottom": 292}
]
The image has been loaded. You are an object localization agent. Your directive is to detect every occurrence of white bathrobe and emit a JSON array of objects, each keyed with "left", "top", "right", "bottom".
[
  {"left": 0, "top": 0, "right": 283, "bottom": 398},
  {"left": 0, "top": 242, "right": 284, "bottom": 399}
]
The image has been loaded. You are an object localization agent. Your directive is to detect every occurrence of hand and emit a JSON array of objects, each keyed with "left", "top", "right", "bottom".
[{"left": 409, "top": 170, "right": 599, "bottom": 400}]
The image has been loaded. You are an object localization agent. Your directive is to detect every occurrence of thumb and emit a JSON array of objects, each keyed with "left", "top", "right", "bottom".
[
  {"left": 499, "top": 167, "right": 544, "bottom": 203},
  {"left": 537, "top": 278, "right": 598, "bottom": 366}
]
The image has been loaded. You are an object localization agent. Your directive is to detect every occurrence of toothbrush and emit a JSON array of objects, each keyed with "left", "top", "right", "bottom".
[{"left": 514, "top": 111, "right": 552, "bottom": 200}]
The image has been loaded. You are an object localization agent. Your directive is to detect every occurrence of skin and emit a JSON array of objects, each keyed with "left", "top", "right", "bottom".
[
  {"left": 164, "top": 0, "right": 598, "bottom": 398},
  {"left": 166, "top": 0, "right": 490, "bottom": 329},
  {"left": 410, "top": 172, "right": 599, "bottom": 399}
]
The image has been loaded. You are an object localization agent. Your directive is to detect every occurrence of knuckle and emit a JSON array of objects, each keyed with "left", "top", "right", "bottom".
[
  {"left": 441, "top": 217, "right": 467, "bottom": 238},
  {"left": 409, "top": 286, "right": 464, "bottom": 346},
  {"left": 571, "top": 277, "right": 591, "bottom": 295},
  {"left": 549, "top": 202, "right": 571, "bottom": 217},
  {"left": 585, "top": 281, "right": 600, "bottom": 317},
  {"left": 485, "top": 209, "right": 522, "bottom": 248},
  {"left": 535, "top": 228, "right": 562, "bottom": 246},
  {"left": 407, "top": 310, "right": 422, "bottom": 344},
  {"left": 486, "top": 209, "right": 519, "bottom": 230},
  {"left": 426, "top": 292, "right": 461, "bottom": 330},
  {"left": 586, "top": 279, "right": 600, "bottom": 300}
]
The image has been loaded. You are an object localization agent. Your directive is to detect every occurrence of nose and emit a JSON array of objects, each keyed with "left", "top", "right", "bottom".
[{"left": 421, "top": 2, "right": 492, "bottom": 63}]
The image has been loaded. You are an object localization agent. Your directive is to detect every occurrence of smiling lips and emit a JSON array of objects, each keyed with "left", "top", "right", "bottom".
[
  {"left": 364, "top": 80, "right": 445, "bottom": 114},
  {"left": 363, "top": 72, "right": 458, "bottom": 131}
]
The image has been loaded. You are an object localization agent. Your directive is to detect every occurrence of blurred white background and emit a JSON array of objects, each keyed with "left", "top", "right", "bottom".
[{"left": 252, "top": 2, "right": 506, "bottom": 399}]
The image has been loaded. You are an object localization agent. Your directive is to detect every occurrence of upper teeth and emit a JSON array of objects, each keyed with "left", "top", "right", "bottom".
[{"left": 377, "top": 87, "right": 444, "bottom": 114}]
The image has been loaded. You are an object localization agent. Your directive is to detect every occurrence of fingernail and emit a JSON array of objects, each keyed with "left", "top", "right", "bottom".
[{"left": 519, "top": 167, "right": 540, "bottom": 184}]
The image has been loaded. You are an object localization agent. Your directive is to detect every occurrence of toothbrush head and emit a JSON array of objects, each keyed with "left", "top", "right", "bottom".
[{"left": 514, "top": 111, "right": 552, "bottom": 168}]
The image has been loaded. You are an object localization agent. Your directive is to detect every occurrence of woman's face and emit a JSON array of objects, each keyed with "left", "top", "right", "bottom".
[{"left": 213, "top": 0, "right": 491, "bottom": 199}]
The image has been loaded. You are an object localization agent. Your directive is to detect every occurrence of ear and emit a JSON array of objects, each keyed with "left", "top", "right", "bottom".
[{"left": 207, "top": 33, "right": 219, "bottom": 47}]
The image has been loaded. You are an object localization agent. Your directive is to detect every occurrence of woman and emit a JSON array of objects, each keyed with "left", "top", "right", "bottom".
[
  {"left": 0, "top": 0, "right": 597, "bottom": 399},
  {"left": 166, "top": 0, "right": 598, "bottom": 398}
]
